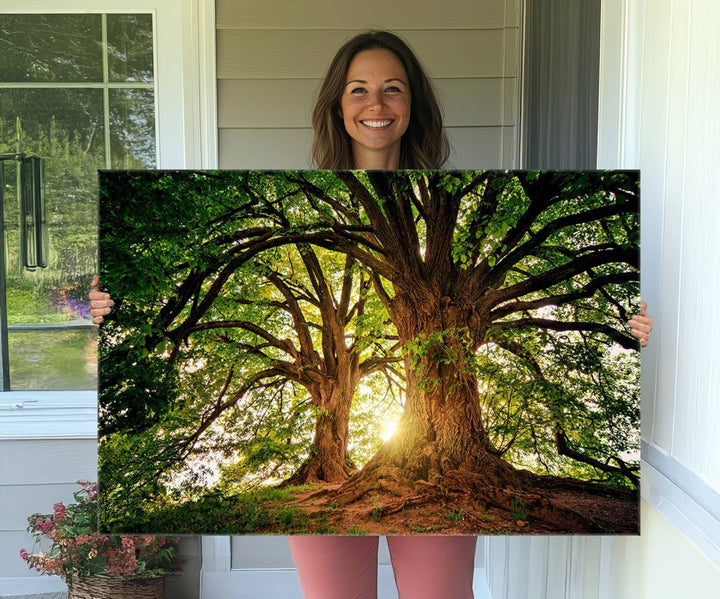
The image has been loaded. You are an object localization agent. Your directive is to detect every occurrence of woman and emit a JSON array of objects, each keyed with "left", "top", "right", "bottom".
[
  {"left": 291, "top": 31, "right": 478, "bottom": 599},
  {"left": 90, "top": 31, "right": 653, "bottom": 599}
]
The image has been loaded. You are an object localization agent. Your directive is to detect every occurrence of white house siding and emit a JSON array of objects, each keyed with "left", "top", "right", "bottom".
[
  {"left": 598, "top": 0, "right": 720, "bottom": 569},
  {"left": 216, "top": 0, "right": 521, "bottom": 170},
  {"left": 0, "top": 439, "right": 97, "bottom": 597},
  {"left": 485, "top": 1, "right": 720, "bottom": 597}
]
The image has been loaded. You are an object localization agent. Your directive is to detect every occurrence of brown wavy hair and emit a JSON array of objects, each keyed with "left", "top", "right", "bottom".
[{"left": 311, "top": 31, "right": 449, "bottom": 169}]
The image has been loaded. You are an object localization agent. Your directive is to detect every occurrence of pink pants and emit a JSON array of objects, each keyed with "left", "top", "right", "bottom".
[{"left": 287, "top": 536, "right": 476, "bottom": 599}]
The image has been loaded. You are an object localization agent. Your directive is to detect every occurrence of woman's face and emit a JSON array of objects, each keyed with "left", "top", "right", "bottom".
[{"left": 340, "top": 48, "right": 411, "bottom": 168}]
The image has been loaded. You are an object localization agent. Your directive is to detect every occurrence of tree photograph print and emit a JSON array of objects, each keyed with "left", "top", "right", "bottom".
[{"left": 98, "top": 170, "right": 640, "bottom": 535}]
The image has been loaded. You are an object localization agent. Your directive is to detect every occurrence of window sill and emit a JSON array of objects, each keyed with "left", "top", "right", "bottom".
[
  {"left": 642, "top": 441, "right": 720, "bottom": 567},
  {"left": 0, "top": 391, "right": 97, "bottom": 440}
]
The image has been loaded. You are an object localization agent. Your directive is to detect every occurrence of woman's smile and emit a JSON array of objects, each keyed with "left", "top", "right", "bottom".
[{"left": 361, "top": 119, "right": 394, "bottom": 128}]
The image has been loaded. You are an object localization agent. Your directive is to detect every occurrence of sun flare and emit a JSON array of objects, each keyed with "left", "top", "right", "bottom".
[{"left": 380, "top": 417, "right": 399, "bottom": 442}]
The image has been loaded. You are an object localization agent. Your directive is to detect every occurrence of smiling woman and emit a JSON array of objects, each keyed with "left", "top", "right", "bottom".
[
  {"left": 311, "top": 30, "right": 449, "bottom": 170},
  {"left": 339, "top": 48, "right": 411, "bottom": 169}
]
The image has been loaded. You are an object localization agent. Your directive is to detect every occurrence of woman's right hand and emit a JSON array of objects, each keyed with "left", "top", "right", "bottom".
[
  {"left": 89, "top": 274, "right": 114, "bottom": 324},
  {"left": 627, "top": 301, "right": 652, "bottom": 348}
]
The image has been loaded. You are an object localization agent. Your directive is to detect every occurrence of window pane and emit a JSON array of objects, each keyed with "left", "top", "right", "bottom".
[
  {"left": 8, "top": 328, "right": 97, "bottom": 390},
  {"left": 0, "top": 14, "right": 103, "bottom": 82},
  {"left": 107, "top": 14, "right": 154, "bottom": 83},
  {"left": 110, "top": 88, "right": 156, "bottom": 168},
  {"left": 1, "top": 88, "right": 104, "bottom": 283},
  {"left": 0, "top": 88, "right": 106, "bottom": 162}
]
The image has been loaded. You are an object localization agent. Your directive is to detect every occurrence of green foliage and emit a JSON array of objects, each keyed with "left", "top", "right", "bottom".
[
  {"left": 442, "top": 509, "right": 466, "bottom": 523},
  {"left": 405, "top": 327, "right": 474, "bottom": 393}
]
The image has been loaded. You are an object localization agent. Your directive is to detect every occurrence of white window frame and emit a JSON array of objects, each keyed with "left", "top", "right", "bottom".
[{"left": 0, "top": 0, "right": 217, "bottom": 441}]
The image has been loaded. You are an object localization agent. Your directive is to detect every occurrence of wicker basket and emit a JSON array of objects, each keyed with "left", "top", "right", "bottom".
[{"left": 67, "top": 575, "right": 165, "bottom": 599}]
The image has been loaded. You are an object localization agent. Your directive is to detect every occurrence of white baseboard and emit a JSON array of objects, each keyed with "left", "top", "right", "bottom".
[
  {"left": 0, "top": 576, "right": 66, "bottom": 599},
  {"left": 2, "top": 567, "right": 492, "bottom": 599}
]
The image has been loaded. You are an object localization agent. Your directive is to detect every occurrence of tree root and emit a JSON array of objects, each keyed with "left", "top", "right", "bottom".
[
  {"left": 375, "top": 492, "right": 440, "bottom": 517},
  {"left": 329, "top": 463, "right": 638, "bottom": 534},
  {"left": 322, "top": 438, "right": 638, "bottom": 534}
]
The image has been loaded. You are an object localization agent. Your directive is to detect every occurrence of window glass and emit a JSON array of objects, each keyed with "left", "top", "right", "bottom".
[
  {"left": 9, "top": 329, "right": 98, "bottom": 390},
  {"left": 0, "top": 13, "right": 156, "bottom": 390},
  {"left": 107, "top": 14, "right": 154, "bottom": 83},
  {"left": 0, "top": 14, "right": 103, "bottom": 82},
  {"left": 109, "top": 88, "right": 156, "bottom": 168}
]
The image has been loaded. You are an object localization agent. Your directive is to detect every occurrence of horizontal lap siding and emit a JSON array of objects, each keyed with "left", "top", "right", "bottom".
[
  {"left": 217, "top": 30, "right": 510, "bottom": 79},
  {"left": 216, "top": 0, "right": 521, "bottom": 170},
  {"left": 216, "top": 0, "right": 516, "bottom": 30},
  {"left": 636, "top": 0, "right": 720, "bottom": 491}
]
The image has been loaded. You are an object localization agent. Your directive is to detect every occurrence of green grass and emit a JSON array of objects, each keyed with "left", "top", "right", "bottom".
[
  {"left": 370, "top": 495, "right": 384, "bottom": 522},
  {"left": 510, "top": 497, "right": 530, "bottom": 522},
  {"left": 276, "top": 506, "right": 310, "bottom": 532},
  {"left": 442, "top": 509, "right": 465, "bottom": 523},
  {"left": 100, "top": 484, "right": 327, "bottom": 535},
  {"left": 410, "top": 524, "right": 448, "bottom": 533}
]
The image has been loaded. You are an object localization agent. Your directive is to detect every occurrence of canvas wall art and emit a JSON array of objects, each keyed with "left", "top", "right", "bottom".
[{"left": 98, "top": 169, "right": 640, "bottom": 535}]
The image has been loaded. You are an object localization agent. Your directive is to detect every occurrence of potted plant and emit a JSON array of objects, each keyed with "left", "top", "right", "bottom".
[{"left": 20, "top": 481, "right": 182, "bottom": 599}]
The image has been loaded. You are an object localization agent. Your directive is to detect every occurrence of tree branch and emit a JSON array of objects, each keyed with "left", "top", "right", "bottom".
[
  {"left": 490, "top": 318, "right": 638, "bottom": 350},
  {"left": 489, "top": 271, "right": 639, "bottom": 320},
  {"left": 486, "top": 246, "right": 637, "bottom": 307}
]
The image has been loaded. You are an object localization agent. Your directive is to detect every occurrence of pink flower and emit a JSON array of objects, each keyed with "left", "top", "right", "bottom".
[
  {"left": 121, "top": 537, "right": 135, "bottom": 549},
  {"left": 34, "top": 518, "right": 54, "bottom": 534},
  {"left": 53, "top": 503, "right": 66, "bottom": 522},
  {"left": 136, "top": 535, "right": 154, "bottom": 549},
  {"left": 106, "top": 547, "right": 137, "bottom": 576},
  {"left": 21, "top": 482, "right": 179, "bottom": 579},
  {"left": 42, "top": 556, "right": 64, "bottom": 576}
]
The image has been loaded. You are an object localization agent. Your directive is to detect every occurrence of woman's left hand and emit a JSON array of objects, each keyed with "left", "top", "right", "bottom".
[
  {"left": 89, "top": 274, "right": 114, "bottom": 324},
  {"left": 628, "top": 301, "right": 652, "bottom": 347}
]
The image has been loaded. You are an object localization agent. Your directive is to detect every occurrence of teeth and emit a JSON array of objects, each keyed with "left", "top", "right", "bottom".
[{"left": 362, "top": 120, "right": 392, "bottom": 128}]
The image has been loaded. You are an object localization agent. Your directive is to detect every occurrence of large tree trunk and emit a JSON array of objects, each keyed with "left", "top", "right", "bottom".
[
  {"left": 284, "top": 360, "right": 361, "bottom": 485},
  {"left": 336, "top": 292, "right": 519, "bottom": 496}
]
